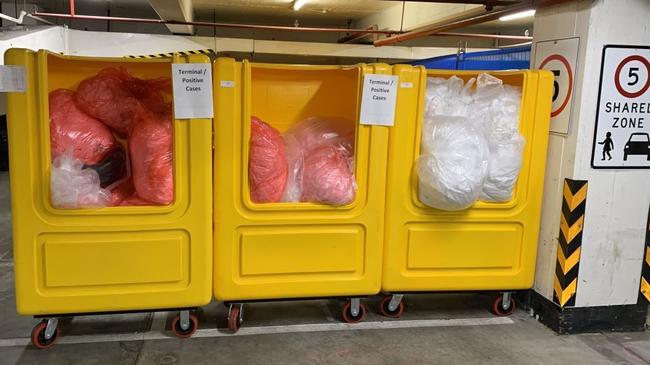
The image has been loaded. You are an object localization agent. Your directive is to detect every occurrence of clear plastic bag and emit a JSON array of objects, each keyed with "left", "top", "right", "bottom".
[
  {"left": 419, "top": 74, "right": 525, "bottom": 208},
  {"left": 282, "top": 117, "right": 356, "bottom": 206},
  {"left": 51, "top": 148, "right": 111, "bottom": 208},
  {"left": 248, "top": 116, "right": 288, "bottom": 203},
  {"left": 417, "top": 116, "right": 489, "bottom": 211},
  {"left": 49, "top": 89, "right": 118, "bottom": 165},
  {"left": 472, "top": 74, "right": 525, "bottom": 202}
]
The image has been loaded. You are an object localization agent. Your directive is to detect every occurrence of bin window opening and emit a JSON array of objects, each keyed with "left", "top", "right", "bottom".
[
  {"left": 46, "top": 55, "right": 176, "bottom": 209},
  {"left": 247, "top": 66, "right": 361, "bottom": 207}
]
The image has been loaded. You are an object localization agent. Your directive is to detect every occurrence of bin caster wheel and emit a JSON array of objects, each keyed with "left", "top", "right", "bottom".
[
  {"left": 379, "top": 296, "right": 404, "bottom": 318},
  {"left": 171, "top": 313, "right": 198, "bottom": 339},
  {"left": 31, "top": 320, "right": 59, "bottom": 349},
  {"left": 227, "top": 305, "right": 243, "bottom": 334},
  {"left": 491, "top": 294, "right": 516, "bottom": 316},
  {"left": 341, "top": 301, "right": 367, "bottom": 324}
]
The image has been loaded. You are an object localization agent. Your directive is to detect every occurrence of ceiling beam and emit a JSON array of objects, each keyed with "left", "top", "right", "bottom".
[
  {"left": 375, "top": 0, "right": 570, "bottom": 46},
  {"left": 148, "top": 0, "right": 194, "bottom": 35}
]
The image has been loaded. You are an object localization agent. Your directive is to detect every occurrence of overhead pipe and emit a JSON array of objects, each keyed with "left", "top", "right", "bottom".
[
  {"left": 432, "top": 32, "right": 532, "bottom": 41},
  {"left": 338, "top": 25, "right": 379, "bottom": 44},
  {"left": 374, "top": 0, "right": 570, "bottom": 47},
  {"left": 31, "top": 11, "right": 402, "bottom": 35}
]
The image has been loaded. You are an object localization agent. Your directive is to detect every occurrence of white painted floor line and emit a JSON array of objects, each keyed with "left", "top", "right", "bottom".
[
  {"left": 194, "top": 317, "right": 514, "bottom": 338},
  {"left": 0, "top": 317, "right": 513, "bottom": 347}
]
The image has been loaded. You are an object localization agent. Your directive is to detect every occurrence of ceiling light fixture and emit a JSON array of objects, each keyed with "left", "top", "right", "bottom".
[
  {"left": 292, "top": 0, "right": 309, "bottom": 11},
  {"left": 499, "top": 9, "right": 536, "bottom": 21}
]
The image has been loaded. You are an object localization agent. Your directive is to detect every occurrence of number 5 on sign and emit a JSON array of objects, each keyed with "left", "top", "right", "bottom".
[{"left": 533, "top": 37, "right": 580, "bottom": 135}]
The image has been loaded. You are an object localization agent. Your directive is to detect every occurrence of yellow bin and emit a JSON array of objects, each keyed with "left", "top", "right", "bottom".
[
  {"left": 380, "top": 65, "right": 553, "bottom": 317},
  {"left": 5, "top": 49, "right": 212, "bottom": 345},
  {"left": 213, "top": 58, "right": 389, "bottom": 330}
]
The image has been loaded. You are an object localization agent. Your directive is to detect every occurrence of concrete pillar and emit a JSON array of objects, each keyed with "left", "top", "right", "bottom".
[{"left": 529, "top": 0, "right": 650, "bottom": 333}]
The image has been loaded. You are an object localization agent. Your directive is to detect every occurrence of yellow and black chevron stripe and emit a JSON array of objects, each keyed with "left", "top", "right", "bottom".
[
  {"left": 640, "top": 208, "right": 650, "bottom": 302},
  {"left": 553, "top": 178, "right": 587, "bottom": 308},
  {"left": 125, "top": 49, "right": 215, "bottom": 59}
]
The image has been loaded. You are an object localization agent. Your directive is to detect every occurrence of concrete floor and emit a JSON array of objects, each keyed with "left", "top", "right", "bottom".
[{"left": 0, "top": 170, "right": 649, "bottom": 365}]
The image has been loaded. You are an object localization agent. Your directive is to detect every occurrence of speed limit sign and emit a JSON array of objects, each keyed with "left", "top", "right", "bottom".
[
  {"left": 534, "top": 38, "right": 580, "bottom": 135},
  {"left": 592, "top": 45, "right": 650, "bottom": 169}
]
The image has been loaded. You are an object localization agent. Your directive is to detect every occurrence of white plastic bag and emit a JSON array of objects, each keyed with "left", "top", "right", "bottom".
[
  {"left": 472, "top": 74, "right": 525, "bottom": 202},
  {"left": 51, "top": 148, "right": 111, "bottom": 208},
  {"left": 417, "top": 116, "right": 489, "bottom": 211}
]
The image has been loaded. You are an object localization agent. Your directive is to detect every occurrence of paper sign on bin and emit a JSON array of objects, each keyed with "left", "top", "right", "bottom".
[
  {"left": 359, "top": 74, "right": 398, "bottom": 126},
  {"left": 172, "top": 63, "right": 214, "bottom": 119}
]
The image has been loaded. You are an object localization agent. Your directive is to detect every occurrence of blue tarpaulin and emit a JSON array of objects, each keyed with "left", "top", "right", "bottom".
[{"left": 410, "top": 45, "right": 531, "bottom": 70}]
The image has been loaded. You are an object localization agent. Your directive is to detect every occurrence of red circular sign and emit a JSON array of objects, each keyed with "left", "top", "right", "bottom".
[
  {"left": 539, "top": 54, "right": 573, "bottom": 118},
  {"left": 614, "top": 55, "right": 650, "bottom": 98}
]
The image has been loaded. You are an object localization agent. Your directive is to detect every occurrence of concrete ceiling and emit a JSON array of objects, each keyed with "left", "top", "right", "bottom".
[{"left": 193, "top": 0, "right": 395, "bottom": 20}]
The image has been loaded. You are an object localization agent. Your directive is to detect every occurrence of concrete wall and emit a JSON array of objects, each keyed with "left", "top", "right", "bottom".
[{"left": 533, "top": 0, "right": 650, "bottom": 307}]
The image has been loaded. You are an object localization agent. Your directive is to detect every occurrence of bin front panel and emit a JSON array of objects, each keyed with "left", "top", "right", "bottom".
[
  {"left": 382, "top": 65, "right": 553, "bottom": 292},
  {"left": 5, "top": 49, "right": 212, "bottom": 315},
  {"left": 213, "top": 58, "right": 388, "bottom": 301}
]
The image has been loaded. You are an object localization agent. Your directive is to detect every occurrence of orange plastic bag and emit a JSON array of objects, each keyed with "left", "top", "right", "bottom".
[
  {"left": 49, "top": 89, "right": 118, "bottom": 164},
  {"left": 248, "top": 116, "right": 288, "bottom": 203},
  {"left": 128, "top": 112, "right": 174, "bottom": 205}
]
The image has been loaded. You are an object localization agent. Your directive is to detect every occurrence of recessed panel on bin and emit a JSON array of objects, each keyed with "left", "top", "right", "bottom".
[
  {"left": 40, "top": 231, "right": 189, "bottom": 289},
  {"left": 382, "top": 65, "right": 553, "bottom": 293},
  {"left": 237, "top": 225, "right": 364, "bottom": 278},
  {"left": 405, "top": 223, "right": 522, "bottom": 271}
]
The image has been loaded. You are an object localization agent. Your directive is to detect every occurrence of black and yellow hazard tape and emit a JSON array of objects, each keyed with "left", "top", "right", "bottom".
[
  {"left": 553, "top": 178, "right": 588, "bottom": 308},
  {"left": 124, "top": 49, "right": 215, "bottom": 59},
  {"left": 640, "top": 208, "right": 650, "bottom": 302}
]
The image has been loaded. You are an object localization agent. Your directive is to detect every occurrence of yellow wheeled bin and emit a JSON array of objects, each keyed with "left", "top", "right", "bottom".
[
  {"left": 379, "top": 65, "right": 553, "bottom": 318},
  {"left": 213, "top": 58, "right": 389, "bottom": 332},
  {"left": 5, "top": 49, "right": 213, "bottom": 347}
]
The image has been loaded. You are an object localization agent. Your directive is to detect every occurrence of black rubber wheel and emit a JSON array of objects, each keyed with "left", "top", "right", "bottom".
[
  {"left": 31, "top": 320, "right": 59, "bottom": 349},
  {"left": 341, "top": 301, "right": 367, "bottom": 323},
  {"left": 491, "top": 295, "right": 516, "bottom": 316},
  {"left": 227, "top": 306, "right": 242, "bottom": 334},
  {"left": 379, "top": 296, "right": 405, "bottom": 318},
  {"left": 171, "top": 313, "right": 198, "bottom": 339}
]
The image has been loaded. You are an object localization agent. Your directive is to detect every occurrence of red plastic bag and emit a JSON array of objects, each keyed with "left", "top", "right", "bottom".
[
  {"left": 49, "top": 89, "right": 118, "bottom": 164},
  {"left": 249, "top": 116, "right": 288, "bottom": 203},
  {"left": 121, "top": 75, "right": 172, "bottom": 116},
  {"left": 129, "top": 112, "right": 174, "bottom": 205},
  {"left": 301, "top": 142, "right": 356, "bottom": 206},
  {"left": 75, "top": 68, "right": 146, "bottom": 137},
  {"left": 282, "top": 117, "right": 356, "bottom": 205}
]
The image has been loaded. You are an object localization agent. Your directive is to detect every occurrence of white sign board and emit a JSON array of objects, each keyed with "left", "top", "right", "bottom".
[
  {"left": 592, "top": 45, "right": 650, "bottom": 169},
  {"left": 171, "top": 63, "right": 214, "bottom": 119},
  {"left": 0, "top": 65, "right": 26, "bottom": 92},
  {"left": 359, "top": 74, "right": 398, "bottom": 126},
  {"left": 533, "top": 37, "right": 580, "bottom": 135}
]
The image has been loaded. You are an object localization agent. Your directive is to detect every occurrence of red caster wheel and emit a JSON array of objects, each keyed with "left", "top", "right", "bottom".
[
  {"left": 227, "top": 306, "right": 243, "bottom": 334},
  {"left": 171, "top": 313, "right": 198, "bottom": 339},
  {"left": 341, "top": 301, "right": 367, "bottom": 324},
  {"left": 491, "top": 294, "right": 516, "bottom": 316},
  {"left": 379, "top": 296, "right": 404, "bottom": 318},
  {"left": 31, "top": 320, "right": 59, "bottom": 349}
]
